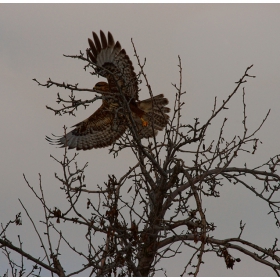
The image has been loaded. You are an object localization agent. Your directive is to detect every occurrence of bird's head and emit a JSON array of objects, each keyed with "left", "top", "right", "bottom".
[{"left": 93, "top": 82, "right": 110, "bottom": 93}]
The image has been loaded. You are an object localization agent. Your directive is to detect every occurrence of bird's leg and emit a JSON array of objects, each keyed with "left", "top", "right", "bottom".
[
  {"left": 129, "top": 102, "right": 148, "bottom": 127},
  {"left": 141, "top": 117, "right": 148, "bottom": 127}
]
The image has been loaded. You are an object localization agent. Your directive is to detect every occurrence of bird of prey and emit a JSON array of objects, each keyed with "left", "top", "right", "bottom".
[{"left": 47, "top": 30, "right": 170, "bottom": 150}]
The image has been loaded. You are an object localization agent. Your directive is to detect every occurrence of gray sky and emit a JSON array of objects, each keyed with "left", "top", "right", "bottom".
[{"left": 1, "top": 4, "right": 280, "bottom": 276}]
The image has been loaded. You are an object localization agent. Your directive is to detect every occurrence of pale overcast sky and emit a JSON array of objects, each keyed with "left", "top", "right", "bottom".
[{"left": 1, "top": 4, "right": 280, "bottom": 276}]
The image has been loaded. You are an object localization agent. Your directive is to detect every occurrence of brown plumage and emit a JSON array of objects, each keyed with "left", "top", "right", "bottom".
[{"left": 47, "top": 31, "right": 170, "bottom": 150}]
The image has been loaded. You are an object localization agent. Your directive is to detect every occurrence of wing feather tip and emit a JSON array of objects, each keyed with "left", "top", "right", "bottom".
[
  {"left": 100, "top": 30, "right": 107, "bottom": 49},
  {"left": 92, "top": 31, "right": 102, "bottom": 52},
  {"left": 107, "top": 31, "right": 115, "bottom": 47}
]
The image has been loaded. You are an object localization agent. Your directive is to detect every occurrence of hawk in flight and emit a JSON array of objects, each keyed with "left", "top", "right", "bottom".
[{"left": 47, "top": 31, "right": 170, "bottom": 150}]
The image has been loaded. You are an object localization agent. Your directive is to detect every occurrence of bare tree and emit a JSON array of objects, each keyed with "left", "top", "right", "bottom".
[{"left": 1, "top": 40, "right": 280, "bottom": 277}]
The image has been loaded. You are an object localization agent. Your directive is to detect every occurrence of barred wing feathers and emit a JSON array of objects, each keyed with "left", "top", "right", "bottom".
[
  {"left": 87, "top": 30, "right": 139, "bottom": 100},
  {"left": 46, "top": 104, "right": 127, "bottom": 150}
]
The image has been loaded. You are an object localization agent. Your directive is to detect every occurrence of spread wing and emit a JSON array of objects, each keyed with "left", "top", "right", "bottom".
[
  {"left": 46, "top": 104, "right": 127, "bottom": 150},
  {"left": 87, "top": 30, "right": 139, "bottom": 100}
]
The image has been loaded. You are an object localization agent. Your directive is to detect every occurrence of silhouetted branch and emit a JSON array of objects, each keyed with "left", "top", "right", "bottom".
[{"left": 2, "top": 39, "right": 279, "bottom": 276}]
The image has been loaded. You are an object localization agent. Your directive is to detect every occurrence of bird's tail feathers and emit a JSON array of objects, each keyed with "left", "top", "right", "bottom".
[{"left": 135, "top": 94, "right": 170, "bottom": 137}]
